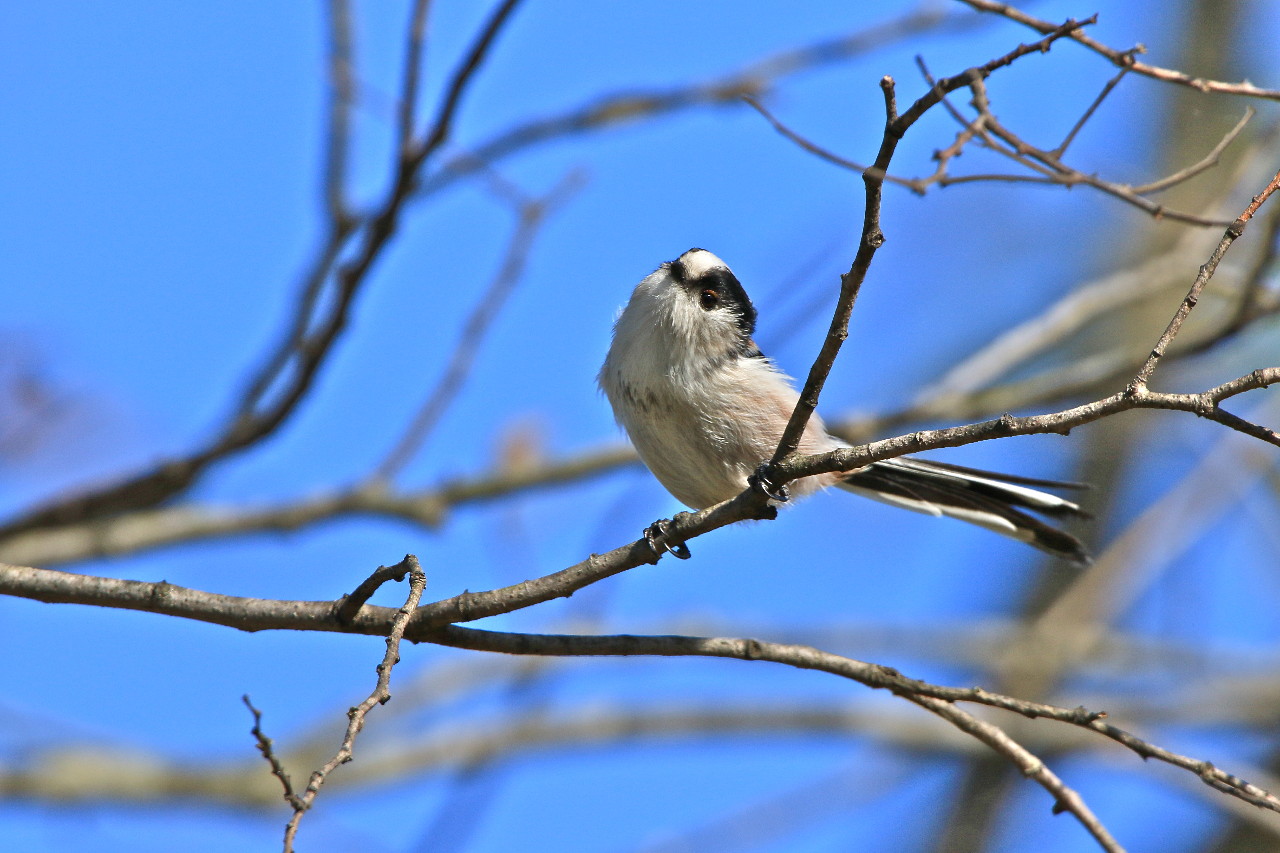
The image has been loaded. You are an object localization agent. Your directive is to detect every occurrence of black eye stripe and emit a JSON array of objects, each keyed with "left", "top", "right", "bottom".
[
  {"left": 694, "top": 267, "right": 757, "bottom": 336},
  {"left": 663, "top": 251, "right": 758, "bottom": 337}
]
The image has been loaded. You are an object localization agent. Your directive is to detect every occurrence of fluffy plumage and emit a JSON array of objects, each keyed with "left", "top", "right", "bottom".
[{"left": 599, "top": 248, "right": 1089, "bottom": 564}]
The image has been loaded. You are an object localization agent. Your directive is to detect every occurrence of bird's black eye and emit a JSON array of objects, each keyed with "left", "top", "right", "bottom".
[{"left": 699, "top": 288, "right": 719, "bottom": 310}]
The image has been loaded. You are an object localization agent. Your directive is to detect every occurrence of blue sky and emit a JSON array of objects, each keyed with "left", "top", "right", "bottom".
[{"left": 2, "top": 2, "right": 1279, "bottom": 851}]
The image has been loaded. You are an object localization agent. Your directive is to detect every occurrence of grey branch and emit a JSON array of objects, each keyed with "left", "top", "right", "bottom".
[
  {"left": 3, "top": 562, "right": 1279, "bottom": 822},
  {"left": 255, "top": 556, "right": 426, "bottom": 852},
  {"left": 959, "top": 0, "right": 1280, "bottom": 101}
]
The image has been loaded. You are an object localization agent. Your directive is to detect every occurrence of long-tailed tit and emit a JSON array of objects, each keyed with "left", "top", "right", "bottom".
[{"left": 599, "top": 248, "right": 1088, "bottom": 564}]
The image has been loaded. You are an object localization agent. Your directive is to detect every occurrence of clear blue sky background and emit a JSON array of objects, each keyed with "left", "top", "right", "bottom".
[{"left": 2, "top": 2, "right": 1279, "bottom": 852}]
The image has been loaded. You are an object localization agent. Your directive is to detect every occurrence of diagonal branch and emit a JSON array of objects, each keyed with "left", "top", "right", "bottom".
[
  {"left": 768, "top": 17, "right": 1097, "bottom": 466},
  {"left": 371, "top": 171, "right": 581, "bottom": 483},
  {"left": 905, "top": 693, "right": 1124, "bottom": 851},
  {"left": 250, "top": 556, "right": 426, "bottom": 852},
  {"left": 415, "top": 5, "right": 975, "bottom": 197},
  {"left": 0, "top": 1, "right": 527, "bottom": 541},
  {"left": 1129, "top": 165, "right": 1280, "bottom": 391},
  {"left": 957, "top": 0, "right": 1280, "bottom": 101},
  {"left": 395, "top": 0, "right": 433, "bottom": 157}
]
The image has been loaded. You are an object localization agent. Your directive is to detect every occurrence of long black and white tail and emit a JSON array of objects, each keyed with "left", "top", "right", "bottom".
[{"left": 837, "top": 457, "right": 1090, "bottom": 564}]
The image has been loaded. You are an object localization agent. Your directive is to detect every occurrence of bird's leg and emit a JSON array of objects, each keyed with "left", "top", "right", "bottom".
[
  {"left": 749, "top": 463, "right": 790, "bottom": 503},
  {"left": 643, "top": 515, "right": 692, "bottom": 560}
]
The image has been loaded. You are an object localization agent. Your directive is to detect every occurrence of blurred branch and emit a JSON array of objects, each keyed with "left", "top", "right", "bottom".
[
  {"left": 0, "top": 0, "right": 526, "bottom": 540},
  {"left": 371, "top": 171, "right": 583, "bottom": 483},
  {"left": 0, "top": 444, "right": 637, "bottom": 567},
  {"left": 0, "top": 349, "right": 71, "bottom": 464},
  {"left": 636, "top": 760, "right": 926, "bottom": 853},
  {"left": 323, "top": 0, "right": 355, "bottom": 223},
  {"left": 11, "top": 687, "right": 1280, "bottom": 823},
  {"left": 0, "top": 2, "right": 973, "bottom": 548},
  {"left": 415, "top": 3, "right": 972, "bottom": 197},
  {"left": 959, "top": 0, "right": 1280, "bottom": 101},
  {"left": 395, "top": 0, "right": 432, "bottom": 158}
]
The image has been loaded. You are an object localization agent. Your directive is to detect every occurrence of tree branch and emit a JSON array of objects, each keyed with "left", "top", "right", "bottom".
[
  {"left": 958, "top": 0, "right": 1280, "bottom": 101},
  {"left": 5, "top": 557, "right": 1276, "bottom": 830},
  {"left": 768, "top": 17, "right": 1096, "bottom": 468},
  {"left": 252, "top": 556, "right": 426, "bottom": 851}
]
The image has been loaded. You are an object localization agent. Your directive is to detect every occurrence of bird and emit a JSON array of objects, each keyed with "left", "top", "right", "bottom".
[{"left": 598, "top": 248, "right": 1089, "bottom": 564}]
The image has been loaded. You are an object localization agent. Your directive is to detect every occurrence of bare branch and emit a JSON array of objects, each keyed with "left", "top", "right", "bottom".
[
  {"left": 242, "top": 696, "right": 303, "bottom": 810},
  {"left": 1052, "top": 62, "right": 1133, "bottom": 157},
  {"left": 396, "top": 0, "right": 432, "bottom": 157},
  {"left": 958, "top": 0, "right": 1280, "bottom": 101},
  {"left": 744, "top": 96, "right": 923, "bottom": 192},
  {"left": 332, "top": 558, "right": 414, "bottom": 625},
  {"left": 766, "top": 52, "right": 1253, "bottom": 228},
  {"left": 415, "top": 0, "right": 524, "bottom": 165},
  {"left": 768, "top": 17, "right": 1102, "bottom": 467},
  {"left": 1129, "top": 166, "right": 1280, "bottom": 391},
  {"left": 962, "top": 77, "right": 1244, "bottom": 227},
  {"left": 323, "top": 0, "right": 355, "bottom": 223},
  {"left": 905, "top": 693, "right": 1124, "bottom": 851},
  {"left": 415, "top": 5, "right": 972, "bottom": 196},
  {"left": 10, "top": 552, "right": 1274, "bottom": 833},
  {"left": 1129, "top": 108, "right": 1255, "bottom": 195},
  {"left": 268, "top": 556, "right": 425, "bottom": 851},
  {"left": 371, "top": 172, "right": 581, "bottom": 483}
]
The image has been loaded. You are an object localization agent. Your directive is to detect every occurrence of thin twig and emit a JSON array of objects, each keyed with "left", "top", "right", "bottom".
[
  {"left": 1130, "top": 108, "right": 1255, "bottom": 194},
  {"left": 1129, "top": 165, "right": 1280, "bottom": 391},
  {"left": 744, "top": 96, "right": 923, "bottom": 192},
  {"left": 396, "top": 0, "right": 433, "bottom": 157},
  {"left": 1053, "top": 62, "right": 1133, "bottom": 157},
  {"left": 332, "top": 557, "right": 414, "bottom": 625},
  {"left": 768, "top": 17, "right": 1095, "bottom": 467},
  {"left": 905, "top": 693, "right": 1124, "bottom": 851},
  {"left": 958, "top": 0, "right": 1280, "bottom": 102},
  {"left": 242, "top": 696, "right": 303, "bottom": 810},
  {"left": 372, "top": 171, "right": 582, "bottom": 482},
  {"left": 282, "top": 555, "right": 426, "bottom": 851}
]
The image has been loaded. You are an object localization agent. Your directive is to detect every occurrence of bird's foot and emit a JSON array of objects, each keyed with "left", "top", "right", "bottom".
[
  {"left": 643, "top": 516, "right": 692, "bottom": 560},
  {"left": 749, "top": 464, "right": 790, "bottom": 503}
]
